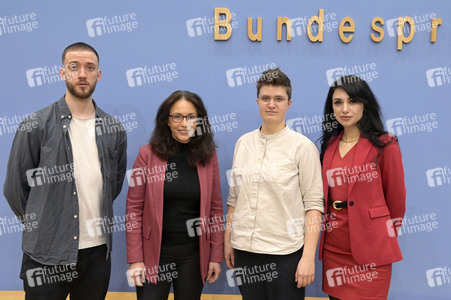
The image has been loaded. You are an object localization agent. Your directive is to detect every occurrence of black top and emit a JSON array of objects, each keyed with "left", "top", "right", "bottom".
[{"left": 162, "top": 141, "right": 201, "bottom": 244}]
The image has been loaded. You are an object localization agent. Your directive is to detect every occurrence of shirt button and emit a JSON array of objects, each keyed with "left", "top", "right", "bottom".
[
  {"left": 61, "top": 115, "right": 64, "bottom": 119},
  {"left": 68, "top": 115, "right": 72, "bottom": 119},
  {"left": 349, "top": 201, "right": 354, "bottom": 206},
  {"left": 74, "top": 236, "right": 77, "bottom": 240},
  {"left": 63, "top": 125, "right": 67, "bottom": 128},
  {"left": 74, "top": 215, "right": 78, "bottom": 218},
  {"left": 73, "top": 192, "right": 77, "bottom": 195}
]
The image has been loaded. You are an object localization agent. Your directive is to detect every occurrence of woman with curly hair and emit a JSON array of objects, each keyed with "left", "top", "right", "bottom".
[{"left": 126, "top": 90, "right": 223, "bottom": 300}]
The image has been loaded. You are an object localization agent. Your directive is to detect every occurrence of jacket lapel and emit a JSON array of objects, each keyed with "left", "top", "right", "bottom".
[
  {"left": 197, "top": 162, "right": 207, "bottom": 220},
  {"left": 323, "top": 132, "right": 342, "bottom": 205},
  {"left": 151, "top": 154, "right": 167, "bottom": 232},
  {"left": 347, "top": 137, "right": 373, "bottom": 196}
]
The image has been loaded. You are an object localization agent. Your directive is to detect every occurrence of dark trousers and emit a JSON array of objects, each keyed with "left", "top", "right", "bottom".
[
  {"left": 21, "top": 244, "right": 111, "bottom": 300},
  {"left": 233, "top": 247, "right": 305, "bottom": 300},
  {"left": 137, "top": 241, "right": 204, "bottom": 300}
]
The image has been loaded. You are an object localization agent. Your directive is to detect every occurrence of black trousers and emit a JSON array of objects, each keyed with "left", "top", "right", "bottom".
[
  {"left": 21, "top": 244, "right": 111, "bottom": 300},
  {"left": 136, "top": 241, "right": 204, "bottom": 300},
  {"left": 233, "top": 247, "right": 305, "bottom": 300}
]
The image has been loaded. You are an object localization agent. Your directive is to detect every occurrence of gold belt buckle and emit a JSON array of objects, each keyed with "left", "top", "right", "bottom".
[{"left": 332, "top": 200, "right": 343, "bottom": 210}]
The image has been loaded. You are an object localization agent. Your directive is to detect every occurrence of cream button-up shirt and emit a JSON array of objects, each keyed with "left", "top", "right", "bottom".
[{"left": 227, "top": 126, "right": 324, "bottom": 254}]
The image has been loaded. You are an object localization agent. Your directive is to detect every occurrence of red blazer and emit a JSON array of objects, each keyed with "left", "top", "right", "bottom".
[
  {"left": 126, "top": 145, "right": 224, "bottom": 283},
  {"left": 319, "top": 132, "right": 406, "bottom": 266}
]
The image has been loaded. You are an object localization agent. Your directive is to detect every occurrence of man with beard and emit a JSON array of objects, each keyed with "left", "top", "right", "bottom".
[{"left": 3, "top": 42, "right": 127, "bottom": 300}]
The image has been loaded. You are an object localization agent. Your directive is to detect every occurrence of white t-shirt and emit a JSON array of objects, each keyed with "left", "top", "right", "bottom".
[{"left": 69, "top": 114, "right": 106, "bottom": 249}]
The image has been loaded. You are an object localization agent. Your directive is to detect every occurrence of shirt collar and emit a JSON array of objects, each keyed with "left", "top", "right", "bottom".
[
  {"left": 57, "top": 95, "right": 100, "bottom": 121},
  {"left": 258, "top": 124, "right": 289, "bottom": 140}
]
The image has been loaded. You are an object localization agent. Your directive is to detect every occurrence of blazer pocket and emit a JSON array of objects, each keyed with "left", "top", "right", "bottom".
[
  {"left": 142, "top": 223, "right": 151, "bottom": 239},
  {"left": 368, "top": 206, "right": 390, "bottom": 219}
]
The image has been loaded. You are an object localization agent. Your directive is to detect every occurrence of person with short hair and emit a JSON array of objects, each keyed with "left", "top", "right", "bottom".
[
  {"left": 4, "top": 42, "right": 127, "bottom": 300},
  {"left": 224, "top": 68, "right": 324, "bottom": 300}
]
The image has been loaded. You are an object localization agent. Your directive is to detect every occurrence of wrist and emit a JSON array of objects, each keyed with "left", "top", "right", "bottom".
[{"left": 301, "top": 251, "right": 316, "bottom": 260}]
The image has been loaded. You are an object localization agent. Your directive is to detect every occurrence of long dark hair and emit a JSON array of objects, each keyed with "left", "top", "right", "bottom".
[
  {"left": 150, "top": 90, "right": 216, "bottom": 167},
  {"left": 319, "top": 75, "right": 396, "bottom": 163}
]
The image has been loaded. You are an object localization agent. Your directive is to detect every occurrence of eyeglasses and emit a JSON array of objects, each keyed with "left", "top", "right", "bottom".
[
  {"left": 169, "top": 114, "right": 198, "bottom": 123},
  {"left": 259, "top": 96, "right": 288, "bottom": 103}
]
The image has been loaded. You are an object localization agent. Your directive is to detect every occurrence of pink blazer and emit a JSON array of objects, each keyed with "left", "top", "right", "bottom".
[
  {"left": 126, "top": 145, "right": 224, "bottom": 283},
  {"left": 319, "top": 132, "right": 406, "bottom": 266}
]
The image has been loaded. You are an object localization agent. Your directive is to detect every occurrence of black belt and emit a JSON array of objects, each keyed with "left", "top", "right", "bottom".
[{"left": 329, "top": 200, "right": 348, "bottom": 210}]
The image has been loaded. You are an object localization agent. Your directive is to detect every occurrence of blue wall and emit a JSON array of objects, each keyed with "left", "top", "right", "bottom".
[{"left": 0, "top": 0, "right": 450, "bottom": 298}]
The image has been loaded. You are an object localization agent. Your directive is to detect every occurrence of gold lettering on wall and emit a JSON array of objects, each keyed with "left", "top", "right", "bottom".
[
  {"left": 431, "top": 18, "right": 442, "bottom": 43},
  {"left": 370, "top": 17, "right": 385, "bottom": 42},
  {"left": 339, "top": 17, "right": 355, "bottom": 43},
  {"left": 307, "top": 9, "right": 324, "bottom": 42},
  {"left": 213, "top": 8, "right": 442, "bottom": 49},
  {"left": 277, "top": 17, "right": 292, "bottom": 41},
  {"left": 214, "top": 7, "right": 232, "bottom": 40},
  {"left": 397, "top": 17, "right": 415, "bottom": 50},
  {"left": 248, "top": 17, "right": 262, "bottom": 41}
]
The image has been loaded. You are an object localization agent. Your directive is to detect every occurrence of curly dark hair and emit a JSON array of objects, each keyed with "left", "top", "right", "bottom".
[
  {"left": 149, "top": 90, "right": 216, "bottom": 167},
  {"left": 319, "top": 75, "right": 396, "bottom": 163}
]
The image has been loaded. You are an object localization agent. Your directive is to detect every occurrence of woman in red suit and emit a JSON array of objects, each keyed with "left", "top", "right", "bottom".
[
  {"left": 319, "top": 76, "right": 406, "bottom": 300},
  {"left": 125, "top": 91, "right": 224, "bottom": 300}
]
